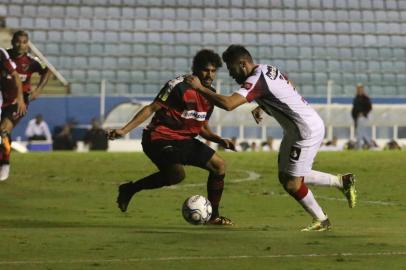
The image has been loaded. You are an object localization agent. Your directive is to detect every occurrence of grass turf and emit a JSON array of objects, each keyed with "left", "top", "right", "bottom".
[{"left": 1, "top": 151, "right": 406, "bottom": 270}]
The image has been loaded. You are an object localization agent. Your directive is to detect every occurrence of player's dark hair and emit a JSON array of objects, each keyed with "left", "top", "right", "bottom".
[
  {"left": 222, "top": 45, "right": 253, "bottom": 63},
  {"left": 12, "top": 30, "right": 29, "bottom": 43},
  {"left": 192, "top": 49, "right": 222, "bottom": 74}
]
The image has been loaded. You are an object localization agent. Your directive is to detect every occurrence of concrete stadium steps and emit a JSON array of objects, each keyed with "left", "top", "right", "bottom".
[
  {"left": 30, "top": 73, "right": 69, "bottom": 95},
  {"left": 0, "top": 27, "right": 11, "bottom": 48}
]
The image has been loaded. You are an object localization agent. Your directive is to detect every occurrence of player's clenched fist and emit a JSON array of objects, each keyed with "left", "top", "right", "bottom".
[
  {"left": 251, "top": 106, "right": 263, "bottom": 124},
  {"left": 107, "top": 129, "right": 125, "bottom": 140},
  {"left": 219, "top": 138, "right": 236, "bottom": 151}
]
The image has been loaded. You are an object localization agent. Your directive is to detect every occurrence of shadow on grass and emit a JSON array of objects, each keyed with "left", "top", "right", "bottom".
[{"left": 0, "top": 219, "right": 255, "bottom": 232}]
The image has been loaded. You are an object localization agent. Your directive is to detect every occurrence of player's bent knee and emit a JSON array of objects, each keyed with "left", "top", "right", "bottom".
[
  {"left": 208, "top": 155, "right": 226, "bottom": 175},
  {"left": 163, "top": 167, "right": 186, "bottom": 186},
  {"left": 278, "top": 172, "right": 301, "bottom": 194},
  {"left": 213, "top": 160, "right": 226, "bottom": 175}
]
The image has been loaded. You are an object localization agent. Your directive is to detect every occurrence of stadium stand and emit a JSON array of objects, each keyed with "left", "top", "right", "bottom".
[{"left": 0, "top": 0, "right": 405, "bottom": 96}]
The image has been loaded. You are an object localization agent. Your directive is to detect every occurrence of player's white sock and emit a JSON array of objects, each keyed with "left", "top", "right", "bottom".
[
  {"left": 303, "top": 170, "right": 342, "bottom": 188},
  {"left": 299, "top": 189, "right": 327, "bottom": 221},
  {"left": 292, "top": 180, "right": 328, "bottom": 221}
]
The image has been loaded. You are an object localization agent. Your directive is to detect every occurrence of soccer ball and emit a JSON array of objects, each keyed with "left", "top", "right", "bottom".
[{"left": 182, "top": 195, "right": 212, "bottom": 225}]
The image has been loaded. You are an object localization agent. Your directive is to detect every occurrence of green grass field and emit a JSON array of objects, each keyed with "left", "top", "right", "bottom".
[{"left": 1, "top": 151, "right": 406, "bottom": 270}]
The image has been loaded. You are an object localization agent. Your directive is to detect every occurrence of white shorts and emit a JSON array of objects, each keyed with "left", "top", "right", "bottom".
[{"left": 278, "top": 127, "right": 325, "bottom": 177}]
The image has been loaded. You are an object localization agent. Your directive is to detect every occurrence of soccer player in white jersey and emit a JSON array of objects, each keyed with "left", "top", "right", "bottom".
[{"left": 185, "top": 44, "right": 357, "bottom": 231}]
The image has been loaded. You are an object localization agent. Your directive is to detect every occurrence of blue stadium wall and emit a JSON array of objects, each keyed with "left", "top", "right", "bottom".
[
  {"left": 12, "top": 96, "right": 133, "bottom": 140},
  {"left": 11, "top": 96, "right": 406, "bottom": 141}
]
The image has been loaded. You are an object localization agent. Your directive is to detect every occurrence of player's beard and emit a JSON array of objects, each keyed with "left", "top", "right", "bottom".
[
  {"left": 202, "top": 79, "right": 213, "bottom": 88},
  {"left": 234, "top": 75, "right": 246, "bottom": 85}
]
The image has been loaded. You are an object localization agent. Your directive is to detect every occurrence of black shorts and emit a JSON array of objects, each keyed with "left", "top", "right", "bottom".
[
  {"left": 142, "top": 131, "right": 215, "bottom": 169},
  {"left": 1, "top": 93, "right": 30, "bottom": 125}
]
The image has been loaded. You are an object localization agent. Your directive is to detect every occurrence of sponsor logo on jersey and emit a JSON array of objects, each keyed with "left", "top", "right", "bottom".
[
  {"left": 21, "top": 63, "right": 29, "bottom": 72},
  {"left": 265, "top": 66, "right": 278, "bottom": 80},
  {"left": 242, "top": 82, "right": 253, "bottom": 90},
  {"left": 289, "top": 146, "right": 301, "bottom": 161},
  {"left": 158, "top": 75, "right": 185, "bottom": 102},
  {"left": 158, "top": 88, "right": 170, "bottom": 101},
  {"left": 181, "top": 110, "right": 207, "bottom": 121},
  {"left": 18, "top": 73, "right": 28, "bottom": 82}
]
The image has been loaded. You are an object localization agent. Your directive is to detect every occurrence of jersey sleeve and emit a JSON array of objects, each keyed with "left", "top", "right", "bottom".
[
  {"left": 154, "top": 75, "right": 185, "bottom": 108},
  {"left": 0, "top": 48, "right": 16, "bottom": 75},
  {"left": 234, "top": 68, "right": 263, "bottom": 103}
]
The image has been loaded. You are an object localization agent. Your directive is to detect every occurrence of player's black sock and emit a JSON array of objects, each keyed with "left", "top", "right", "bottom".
[
  {"left": 207, "top": 173, "right": 225, "bottom": 218},
  {"left": 129, "top": 172, "right": 167, "bottom": 193}
]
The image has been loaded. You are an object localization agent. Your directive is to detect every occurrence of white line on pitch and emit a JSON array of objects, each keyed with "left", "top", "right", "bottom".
[
  {"left": 1, "top": 251, "right": 405, "bottom": 265},
  {"left": 168, "top": 170, "right": 261, "bottom": 189},
  {"left": 172, "top": 170, "right": 396, "bottom": 206}
]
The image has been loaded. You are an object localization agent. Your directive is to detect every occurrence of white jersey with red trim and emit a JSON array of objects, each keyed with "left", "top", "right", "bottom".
[{"left": 235, "top": 64, "right": 324, "bottom": 140}]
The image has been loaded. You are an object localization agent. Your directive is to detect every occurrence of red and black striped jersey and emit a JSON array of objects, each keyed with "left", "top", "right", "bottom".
[
  {"left": 0, "top": 48, "right": 16, "bottom": 81},
  {"left": 1, "top": 49, "right": 48, "bottom": 106},
  {"left": 146, "top": 75, "right": 215, "bottom": 141}
]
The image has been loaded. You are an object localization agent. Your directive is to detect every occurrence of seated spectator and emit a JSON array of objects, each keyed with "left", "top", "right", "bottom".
[
  {"left": 384, "top": 140, "right": 401, "bottom": 150},
  {"left": 239, "top": 141, "right": 250, "bottom": 151},
  {"left": 344, "top": 140, "right": 357, "bottom": 150},
  {"left": 25, "top": 114, "right": 52, "bottom": 142},
  {"left": 324, "top": 136, "right": 338, "bottom": 147},
  {"left": 249, "top": 141, "right": 257, "bottom": 152},
  {"left": 84, "top": 118, "right": 108, "bottom": 151},
  {"left": 53, "top": 124, "right": 77, "bottom": 150},
  {"left": 230, "top": 137, "right": 242, "bottom": 151}
]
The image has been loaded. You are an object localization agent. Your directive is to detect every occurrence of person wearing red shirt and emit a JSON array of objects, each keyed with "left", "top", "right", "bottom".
[
  {"left": 0, "top": 47, "right": 26, "bottom": 116},
  {"left": 0, "top": 30, "right": 52, "bottom": 181},
  {"left": 108, "top": 49, "right": 234, "bottom": 225},
  {"left": 0, "top": 47, "right": 26, "bottom": 182}
]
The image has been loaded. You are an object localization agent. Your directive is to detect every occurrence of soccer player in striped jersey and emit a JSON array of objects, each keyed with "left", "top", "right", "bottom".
[
  {"left": 0, "top": 47, "right": 26, "bottom": 181},
  {"left": 185, "top": 44, "right": 357, "bottom": 231},
  {"left": 0, "top": 30, "right": 52, "bottom": 181},
  {"left": 108, "top": 49, "right": 234, "bottom": 225},
  {"left": 0, "top": 47, "right": 26, "bottom": 115}
]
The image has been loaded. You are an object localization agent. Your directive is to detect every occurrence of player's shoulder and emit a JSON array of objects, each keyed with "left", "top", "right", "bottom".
[
  {"left": 26, "top": 53, "right": 41, "bottom": 63},
  {"left": 161, "top": 75, "right": 185, "bottom": 92},
  {"left": 167, "top": 75, "right": 185, "bottom": 87},
  {"left": 157, "top": 75, "right": 185, "bottom": 101},
  {"left": 257, "top": 64, "right": 281, "bottom": 80},
  {"left": 0, "top": 48, "right": 10, "bottom": 59}
]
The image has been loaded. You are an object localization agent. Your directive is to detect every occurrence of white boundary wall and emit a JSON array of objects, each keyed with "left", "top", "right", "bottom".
[{"left": 104, "top": 103, "right": 406, "bottom": 152}]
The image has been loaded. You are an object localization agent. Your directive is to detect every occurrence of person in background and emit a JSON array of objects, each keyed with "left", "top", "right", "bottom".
[
  {"left": 351, "top": 83, "right": 373, "bottom": 149},
  {"left": 0, "top": 30, "right": 52, "bottom": 181},
  {"left": 84, "top": 118, "right": 108, "bottom": 151},
  {"left": 53, "top": 123, "right": 76, "bottom": 150},
  {"left": 261, "top": 136, "right": 274, "bottom": 151},
  {"left": 0, "top": 47, "right": 25, "bottom": 181},
  {"left": 25, "top": 114, "right": 52, "bottom": 141}
]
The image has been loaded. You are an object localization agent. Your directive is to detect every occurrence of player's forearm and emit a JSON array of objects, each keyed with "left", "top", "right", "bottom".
[
  {"left": 199, "top": 124, "right": 224, "bottom": 143},
  {"left": 35, "top": 69, "right": 52, "bottom": 92},
  {"left": 200, "top": 129, "right": 222, "bottom": 143},
  {"left": 12, "top": 72, "right": 24, "bottom": 100},
  {"left": 196, "top": 87, "right": 235, "bottom": 111},
  {"left": 121, "top": 105, "right": 155, "bottom": 134}
]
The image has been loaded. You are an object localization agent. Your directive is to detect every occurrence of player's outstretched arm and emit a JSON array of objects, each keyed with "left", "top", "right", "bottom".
[
  {"left": 107, "top": 101, "right": 162, "bottom": 140},
  {"left": 199, "top": 123, "right": 236, "bottom": 151},
  {"left": 185, "top": 75, "right": 247, "bottom": 111}
]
